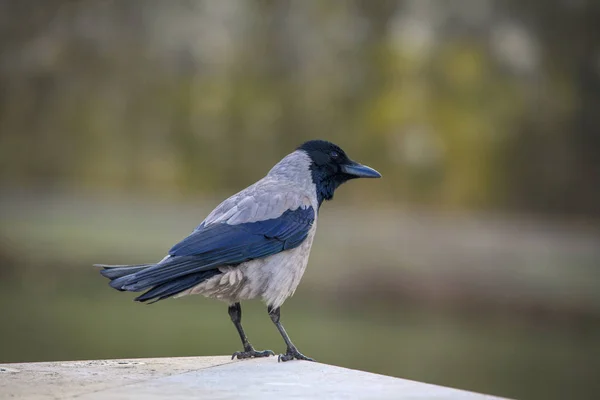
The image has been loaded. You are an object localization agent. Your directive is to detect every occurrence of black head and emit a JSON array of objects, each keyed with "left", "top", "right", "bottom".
[{"left": 298, "top": 140, "right": 381, "bottom": 206}]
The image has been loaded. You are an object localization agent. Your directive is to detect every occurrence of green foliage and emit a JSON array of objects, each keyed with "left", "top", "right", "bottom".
[{"left": 0, "top": 1, "right": 598, "bottom": 216}]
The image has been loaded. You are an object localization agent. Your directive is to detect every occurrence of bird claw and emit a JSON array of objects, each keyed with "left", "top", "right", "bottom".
[
  {"left": 277, "top": 348, "right": 314, "bottom": 362},
  {"left": 231, "top": 349, "right": 275, "bottom": 360}
]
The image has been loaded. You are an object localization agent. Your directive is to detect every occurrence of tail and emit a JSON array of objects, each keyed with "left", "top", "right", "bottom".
[
  {"left": 95, "top": 263, "right": 220, "bottom": 304},
  {"left": 96, "top": 264, "right": 153, "bottom": 282}
]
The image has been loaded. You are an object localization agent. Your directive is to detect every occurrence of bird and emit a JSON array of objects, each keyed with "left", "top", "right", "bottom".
[{"left": 96, "top": 139, "right": 381, "bottom": 362}]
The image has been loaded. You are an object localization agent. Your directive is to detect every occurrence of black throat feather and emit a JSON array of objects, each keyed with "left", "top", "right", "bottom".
[{"left": 311, "top": 168, "right": 354, "bottom": 207}]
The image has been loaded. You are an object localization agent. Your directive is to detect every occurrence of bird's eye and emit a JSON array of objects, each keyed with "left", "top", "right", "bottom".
[{"left": 330, "top": 151, "right": 339, "bottom": 159}]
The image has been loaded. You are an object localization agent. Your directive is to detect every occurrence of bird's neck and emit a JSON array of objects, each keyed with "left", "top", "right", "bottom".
[{"left": 314, "top": 176, "right": 336, "bottom": 207}]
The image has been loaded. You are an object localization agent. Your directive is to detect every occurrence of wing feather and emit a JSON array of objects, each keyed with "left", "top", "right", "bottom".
[{"left": 109, "top": 204, "right": 315, "bottom": 292}]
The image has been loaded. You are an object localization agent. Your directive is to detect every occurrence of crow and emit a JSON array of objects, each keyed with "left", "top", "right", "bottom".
[{"left": 96, "top": 140, "right": 381, "bottom": 362}]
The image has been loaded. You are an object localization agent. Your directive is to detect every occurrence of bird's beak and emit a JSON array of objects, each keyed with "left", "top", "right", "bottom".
[{"left": 341, "top": 161, "right": 382, "bottom": 178}]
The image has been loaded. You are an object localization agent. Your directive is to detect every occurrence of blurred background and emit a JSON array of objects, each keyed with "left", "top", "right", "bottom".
[{"left": 1, "top": 1, "right": 599, "bottom": 399}]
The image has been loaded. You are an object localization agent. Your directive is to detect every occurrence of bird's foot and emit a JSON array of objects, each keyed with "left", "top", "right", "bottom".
[
  {"left": 278, "top": 347, "right": 314, "bottom": 362},
  {"left": 231, "top": 348, "right": 275, "bottom": 360}
]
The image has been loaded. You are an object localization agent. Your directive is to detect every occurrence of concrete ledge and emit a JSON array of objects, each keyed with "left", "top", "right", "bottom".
[{"left": 1, "top": 356, "right": 507, "bottom": 399}]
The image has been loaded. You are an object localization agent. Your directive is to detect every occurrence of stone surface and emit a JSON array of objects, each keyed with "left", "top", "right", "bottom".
[{"left": 0, "top": 356, "right": 507, "bottom": 399}]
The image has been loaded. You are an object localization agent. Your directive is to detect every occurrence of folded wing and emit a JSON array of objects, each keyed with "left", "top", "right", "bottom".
[{"left": 108, "top": 201, "right": 315, "bottom": 293}]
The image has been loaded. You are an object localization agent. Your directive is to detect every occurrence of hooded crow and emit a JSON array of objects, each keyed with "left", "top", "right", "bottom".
[{"left": 96, "top": 140, "right": 381, "bottom": 362}]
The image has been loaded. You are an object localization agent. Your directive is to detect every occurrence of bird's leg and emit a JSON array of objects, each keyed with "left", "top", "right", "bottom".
[
  {"left": 268, "top": 306, "right": 314, "bottom": 362},
  {"left": 229, "top": 303, "right": 274, "bottom": 360}
]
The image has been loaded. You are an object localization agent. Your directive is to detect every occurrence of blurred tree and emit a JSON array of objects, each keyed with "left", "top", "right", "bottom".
[
  {"left": 500, "top": 0, "right": 600, "bottom": 216},
  {"left": 0, "top": 0, "right": 598, "bottom": 216}
]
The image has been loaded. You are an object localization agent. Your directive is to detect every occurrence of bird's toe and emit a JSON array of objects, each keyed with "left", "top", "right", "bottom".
[
  {"left": 232, "top": 349, "right": 275, "bottom": 360},
  {"left": 277, "top": 348, "right": 314, "bottom": 362}
]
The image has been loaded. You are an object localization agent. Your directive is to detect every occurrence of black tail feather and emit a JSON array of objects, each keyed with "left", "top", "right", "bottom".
[
  {"left": 134, "top": 270, "right": 221, "bottom": 303},
  {"left": 97, "top": 264, "right": 154, "bottom": 280},
  {"left": 95, "top": 262, "right": 221, "bottom": 303}
]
